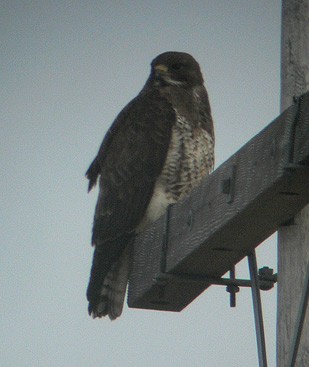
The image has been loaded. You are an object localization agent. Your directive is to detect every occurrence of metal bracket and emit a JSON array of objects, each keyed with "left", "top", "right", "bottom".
[
  {"left": 157, "top": 268, "right": 277, "bottom": 292},
  {"left": 226, "top": 266, "right": 239, "bottom": 307},
  {"left": 288, "top": 94, "right": 305, "bottom": 165},
  {"left": 158, "top": 245, "right": 275, "bottom": 367},
  {"left": 160, "top": 204, "right": 172, "bottom": 274},
  {"left": 221, "top": 164, "right": 237, "bottom": 203},
  {"left": 159, "top": 204, "right": 276, "bottom": 366}
]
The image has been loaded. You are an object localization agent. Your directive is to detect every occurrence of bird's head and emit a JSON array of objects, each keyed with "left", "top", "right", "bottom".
[{"left": 150, "top": 51, "right": 204, "bottom": 88}]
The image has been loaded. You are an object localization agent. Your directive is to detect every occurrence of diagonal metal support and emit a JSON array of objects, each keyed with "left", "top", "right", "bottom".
[{"left": 248, "top": 250, "right": 268, "bottom": 367}]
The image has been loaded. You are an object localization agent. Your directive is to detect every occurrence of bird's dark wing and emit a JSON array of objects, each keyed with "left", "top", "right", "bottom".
[
  {"left": 87, "top": 89, "right": 176, "bottom": 245},
  {"left": 86, "top": 90, "right": 175, "bottom": 313},
  {"left": 196, "top": 86, "right": 214, "bottom": 139}
]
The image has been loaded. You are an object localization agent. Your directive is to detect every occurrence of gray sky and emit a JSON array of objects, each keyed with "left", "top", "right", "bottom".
[{"left": 1, "top": 1, "right": 281, "bottom": 366}]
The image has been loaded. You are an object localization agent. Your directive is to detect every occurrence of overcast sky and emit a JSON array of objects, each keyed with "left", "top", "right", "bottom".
[{"left": 1, "top": 1, "right": 282, "bottom": 366}]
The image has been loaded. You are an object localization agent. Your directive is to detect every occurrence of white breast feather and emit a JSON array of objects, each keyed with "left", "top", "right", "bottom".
[
  {"left": 137, "top": 183, "right": 173, "bottom": 231},
  {"left": 138, "top": 108, "right": 214, "bottom": 232}
]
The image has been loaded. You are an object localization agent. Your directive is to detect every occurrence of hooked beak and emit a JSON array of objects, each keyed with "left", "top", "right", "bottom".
[{"left": 154, "top": 64, "right": 168, "bottom": 74}]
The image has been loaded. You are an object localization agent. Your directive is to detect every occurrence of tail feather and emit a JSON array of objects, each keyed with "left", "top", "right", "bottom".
[
  {"left": 87, "top": 244, "right": 131, "bottom": 320},
  {"left": 98, "top": 247, "right": 130, "bottom": 320}
]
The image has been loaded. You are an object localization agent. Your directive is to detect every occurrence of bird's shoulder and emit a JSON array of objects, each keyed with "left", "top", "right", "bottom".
[
  {"left": 192, "top": 85, "right": 215, "bottom": 139},
  {"left": 86, "top": 87, "right": 176, "bottom": 191}
]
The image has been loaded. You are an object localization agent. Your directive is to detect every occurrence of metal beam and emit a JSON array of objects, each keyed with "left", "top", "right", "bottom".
[{"left": 128, "top": 93, "right": 309, "bottom": 312}]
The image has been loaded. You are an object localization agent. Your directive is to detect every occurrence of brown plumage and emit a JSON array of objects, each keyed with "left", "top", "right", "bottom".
[{"left": 86, "top": 51, "right": 215, "bottom": 320}]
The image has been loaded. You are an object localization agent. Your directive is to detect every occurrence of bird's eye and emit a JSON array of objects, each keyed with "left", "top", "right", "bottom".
[{"left": 171, "top": 63, "right": 184, "bottom": 71}]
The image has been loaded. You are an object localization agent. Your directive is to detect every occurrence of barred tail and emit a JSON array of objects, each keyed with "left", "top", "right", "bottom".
[
  {"left": 87, "top": 242, "right": 132, "bottom": 320},
  {"left": 98, "top": 247, "right": 130, "bottom": 320}
]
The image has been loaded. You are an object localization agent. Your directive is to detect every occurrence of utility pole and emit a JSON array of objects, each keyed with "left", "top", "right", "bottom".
[{"left": 278, "top": 0, "right": 309, "bottom": 366}]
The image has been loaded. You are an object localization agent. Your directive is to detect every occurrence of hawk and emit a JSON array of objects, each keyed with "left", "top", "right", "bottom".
[{"left": 86, "top": 51, "right": 215, "bottom": 320}]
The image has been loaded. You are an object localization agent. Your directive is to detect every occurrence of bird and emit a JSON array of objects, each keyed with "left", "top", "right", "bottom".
[{"left": 86, "top": 51, "right": 215, "bottom": 320}]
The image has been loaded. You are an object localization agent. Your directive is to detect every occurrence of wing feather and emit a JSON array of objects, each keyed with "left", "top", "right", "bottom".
[
  {"left": 86, "top": 89, "right": 175, "bottom": 314},
  {"left": 89, "top": 89, "right": 175, "bottom": 245}
]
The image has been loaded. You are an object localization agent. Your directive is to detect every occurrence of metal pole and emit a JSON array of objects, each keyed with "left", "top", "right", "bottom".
[{"left": 248, "top": 250, "right": 268, "bottom": 367}]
